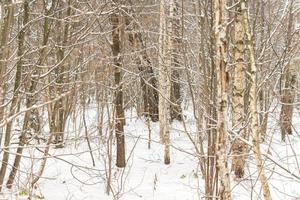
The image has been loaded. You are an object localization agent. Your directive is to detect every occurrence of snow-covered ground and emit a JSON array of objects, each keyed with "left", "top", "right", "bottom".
[{"left": 1, "top": 103, "right": 300, "bottom": 200}]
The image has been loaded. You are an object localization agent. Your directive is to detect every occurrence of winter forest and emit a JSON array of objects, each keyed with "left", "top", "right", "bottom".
[{"left": 0, "top": 0, "right": 300, "bottom": 199}]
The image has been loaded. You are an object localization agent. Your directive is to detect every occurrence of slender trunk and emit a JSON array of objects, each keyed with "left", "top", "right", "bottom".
[
  {"left": 158, "top": 0, "right": 168, "bottom": 142},
  {"left": 159, "top": 0, "right": 174, "bottom": 165},
  {"left": 111, "top": 5, "right": 126, "bottom": 168},
  {"left": 170, "top": 1, "right": 182, "bottom": 121},
  {"left": 82, "top": 102, "right": 95, "bottom": 167},
  {"left": 106, "top": 105, "right": 114, "bottom": 194}
]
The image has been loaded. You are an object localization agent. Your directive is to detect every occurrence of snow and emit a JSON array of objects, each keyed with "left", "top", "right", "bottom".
[{"left": 1, "top": 102, "right": 300, "bottom": 200}]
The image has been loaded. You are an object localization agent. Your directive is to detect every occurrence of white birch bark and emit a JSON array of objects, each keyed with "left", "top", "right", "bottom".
[
  {"left": 214, "top": 0, "right": 231, "bottom": 199},
  {"left": 232, "top": 1, "right": 246, "bottom": 178},
  {"left": 159, "top": 0, "right": 174, "bottom": 164}
]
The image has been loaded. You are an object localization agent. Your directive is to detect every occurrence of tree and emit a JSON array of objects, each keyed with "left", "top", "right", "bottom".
[
  {"left": 111, "top": 1, "right": 126, "bottom": 168},
  {"left": 214, "top": 0, "right": 231, "bottom": 199},
  {"left": 170, "top": 0, "right": 182, "bottom": 121},
  {"left": 158, "top": 0, "right": 175, "bottom": 164},
  {"left": 231, "top": 1, "right": 247, "bottom": 178}
]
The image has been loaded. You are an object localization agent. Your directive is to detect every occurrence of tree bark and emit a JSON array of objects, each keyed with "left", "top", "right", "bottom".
[
  {"left": 214, "top": 0, "right": 231, "bottom": 199},
  {"left": 231, "top": 1, "right": 247, "bottom": 179},
  {"left": 170, "top": 1, "right": 182, "bottom": 121},
  {"left": 159, "top": 0, "right": 174, "bottom": 164},
  {"left": 111, "top": 4, "right": 126, "bottom": 168}
]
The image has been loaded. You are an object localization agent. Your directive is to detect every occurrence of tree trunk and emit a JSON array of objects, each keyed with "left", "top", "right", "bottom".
[
  {"left": 214, "top": 0, "right": 231, "bottom": 199},
  {"left": 170, "top": 1, "right": 182, "bottom": 121},
  {"left": 111, "top": 5, "right": 126, "bottom": 168},
  {"left": 159, "top": 0, "right": 174, "bottom": 164},
  {"left": 231, "top": 1, "right": 246, "bottom": 179}
]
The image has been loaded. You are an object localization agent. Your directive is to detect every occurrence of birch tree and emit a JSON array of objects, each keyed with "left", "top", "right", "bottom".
[
  {"left": 159, "top": 0, "right": 174, "bottom": 164},
  {"left": 214, "top": 0, "right": 231, "bottom": 199},
  {"left": 231, "top": 1, "right": 247, "bottom": 178}
]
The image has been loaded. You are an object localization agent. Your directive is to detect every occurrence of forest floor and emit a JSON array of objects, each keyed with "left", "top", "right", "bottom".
[{"left": 1, "top": 103, "right": 300, "bottom": 200}]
